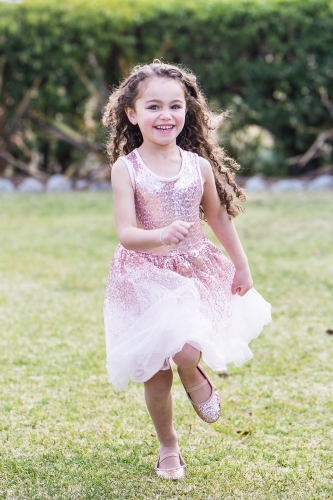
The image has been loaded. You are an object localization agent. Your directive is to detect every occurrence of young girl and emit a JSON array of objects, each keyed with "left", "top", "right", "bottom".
[{"left": 102, "top": 61, "right": 271, "bottom": 480}]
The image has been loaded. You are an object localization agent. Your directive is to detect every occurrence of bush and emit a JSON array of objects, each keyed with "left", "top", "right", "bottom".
[{"left": 1, "top": 0, "right": 333, "bottom": 176}]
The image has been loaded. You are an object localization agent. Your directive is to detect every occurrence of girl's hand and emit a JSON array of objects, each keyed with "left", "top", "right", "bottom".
[
  {"left": 231, "top": 266, "right": 253, "bottom": 296},
  {"left": 160, "top": 220, "right": 194, "bottom": 246}
]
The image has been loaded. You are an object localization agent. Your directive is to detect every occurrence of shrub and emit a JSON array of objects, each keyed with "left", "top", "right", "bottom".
[{"left": 1, "top": 0, "right": 333, "bottom": 176}]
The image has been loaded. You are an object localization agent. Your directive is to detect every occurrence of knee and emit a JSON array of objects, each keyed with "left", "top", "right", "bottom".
[
  {"left": 173, "top": 343, "right": 200, "bottom": 369},
  {"left": 144, "top": 370, "right": 172, "bottom": 399}
]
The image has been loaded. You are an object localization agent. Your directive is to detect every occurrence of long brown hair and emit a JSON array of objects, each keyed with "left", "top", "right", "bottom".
[{"left": 102, "top": 60, "right": 245, "bottom": 218}]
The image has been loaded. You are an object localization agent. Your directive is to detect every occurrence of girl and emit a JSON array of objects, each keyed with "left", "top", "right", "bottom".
[{"left": 102, "top": 61, "right": 271, "bottom": 480}]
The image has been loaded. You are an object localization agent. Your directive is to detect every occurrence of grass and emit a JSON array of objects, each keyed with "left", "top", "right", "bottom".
[{"left": 0, "top": 191, "right": 332, "bottom": 500}]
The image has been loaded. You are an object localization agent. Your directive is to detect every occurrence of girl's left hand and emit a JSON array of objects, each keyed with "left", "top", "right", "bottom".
[{"left": 231, "top": 266, "right": 253, "bottom": 296}]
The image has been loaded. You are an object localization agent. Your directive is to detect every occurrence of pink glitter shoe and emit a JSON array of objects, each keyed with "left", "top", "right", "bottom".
[
  {"left": 179, "top": 365, "right": 221, "bottom": 423},
  {"left": 155, "top": 452, "right": 186, "bottom": 480}
]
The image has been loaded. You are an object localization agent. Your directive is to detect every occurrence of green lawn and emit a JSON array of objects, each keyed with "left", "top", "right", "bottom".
[{"left": 0, "top": 192, "right": 332, "bottom": 500}]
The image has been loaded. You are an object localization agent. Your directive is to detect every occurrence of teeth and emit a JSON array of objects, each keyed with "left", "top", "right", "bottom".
[{"left": 156, "top": 126, "right": 173, "bottom": 130}]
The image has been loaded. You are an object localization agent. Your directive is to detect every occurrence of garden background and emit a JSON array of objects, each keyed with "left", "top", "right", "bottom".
[
  {"left": 0, "top": 1, "right": 333, "bottom": 499},
  {"left": 1, "top": 0, "right": 333, "bottom": 183}
]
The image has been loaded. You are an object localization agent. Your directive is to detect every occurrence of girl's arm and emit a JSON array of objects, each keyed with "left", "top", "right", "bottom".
[
  {"left": 199, "top": 157, "right": 253, "bottom": 296},
  {"left": 112, "top": 159, "right": 193, "bottom": 250}
]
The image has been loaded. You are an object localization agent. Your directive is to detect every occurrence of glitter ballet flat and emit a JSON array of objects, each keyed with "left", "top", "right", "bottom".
[
  {"left": 155, "top": 452, "right": 186, "bottom": 480},
  {"left": 178, "top": 364, "right": 221, "bottom": 423}
]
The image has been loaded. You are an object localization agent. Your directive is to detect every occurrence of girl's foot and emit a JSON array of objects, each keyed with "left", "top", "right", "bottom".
[
  {"left": 178, "top": 365, "right": 221, "bottom": 423},
  {"left": 158, "top": 445, "right": 181, "bottom": 469},
  {"left": 177, "top": 365, "right": 212, "bottom": 403},
  {"left": 155, "top": 447, "right": 186, "bottom": 480}
]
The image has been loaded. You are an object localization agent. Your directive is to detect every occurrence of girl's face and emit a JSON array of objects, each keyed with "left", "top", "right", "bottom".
[{"left": 126, "top": 76, "right": 186, "bottom": 147}]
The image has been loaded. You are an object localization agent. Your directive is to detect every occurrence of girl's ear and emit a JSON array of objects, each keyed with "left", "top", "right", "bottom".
[{"left": 125, "top": 107, "right": 137, "bottom": 125}]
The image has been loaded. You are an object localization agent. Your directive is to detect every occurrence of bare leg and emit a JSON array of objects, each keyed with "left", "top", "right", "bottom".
[
  {"left": 144, "top": 368, "right": 180, "bottom": 469},
  {"left": 173, "top": 344, "right": 211, "bottom": 403}
]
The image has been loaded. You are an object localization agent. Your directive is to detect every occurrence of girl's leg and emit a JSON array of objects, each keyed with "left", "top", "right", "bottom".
[
  {"left": 144, "top": 368, "right": 180, "bottom": 469},
  {"left": 173, "top": 344, "right": 211, "bottom": 403}
]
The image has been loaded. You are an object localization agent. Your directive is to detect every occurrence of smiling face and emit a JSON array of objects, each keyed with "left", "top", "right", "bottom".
[{"left": 125, "top": 76, "right": 187, "bottom": 147}]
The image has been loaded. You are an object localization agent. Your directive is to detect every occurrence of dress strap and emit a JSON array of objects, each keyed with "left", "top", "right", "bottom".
[
  {"left": 194, "top": 153, "right": 204, "bottom": 195},
  {"left": 118, "top": 156, "right": 135, "bottom": 190}
]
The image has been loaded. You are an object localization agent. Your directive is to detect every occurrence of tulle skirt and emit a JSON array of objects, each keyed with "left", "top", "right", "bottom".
[{"left": 104, "top": 240, "right": 271, "bottom": 390}]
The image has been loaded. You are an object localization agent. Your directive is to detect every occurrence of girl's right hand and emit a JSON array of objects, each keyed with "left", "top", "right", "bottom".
[{"left": 160, "top": 220, "right": 194, "bottom": 246}]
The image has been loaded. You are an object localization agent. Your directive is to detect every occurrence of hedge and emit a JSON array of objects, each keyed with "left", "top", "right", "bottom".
[{"left": 1, "top": 0, "right": 333, "bottom": 176}]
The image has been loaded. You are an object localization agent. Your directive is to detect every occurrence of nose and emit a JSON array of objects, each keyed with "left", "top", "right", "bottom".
[{"left": 159, "top": 108, "right": 172, "bottom": 120}]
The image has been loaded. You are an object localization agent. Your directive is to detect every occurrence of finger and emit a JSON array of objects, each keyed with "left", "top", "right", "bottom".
[
  {"left": 171, "top": 227, "right": 190, "bottom": 240},
  {"left": 176, "top": 232, "right": 186, "bottom": 242},
  {"left": 177, "top": 221, "right": 194, "bottom": 230},
  {"left": 174, "top": 227, "right": 189, "bottom": 237}
]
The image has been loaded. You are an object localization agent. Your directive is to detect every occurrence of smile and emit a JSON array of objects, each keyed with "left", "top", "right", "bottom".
[{"left": 155, "top": 125, "right": 174, "bottom": 131}]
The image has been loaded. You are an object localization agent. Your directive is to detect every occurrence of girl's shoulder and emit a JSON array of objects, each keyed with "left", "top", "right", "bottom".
[
  {"left": 183, "top": 151, "right": 211, "bottom": 175},
  {"left": 181, "top": 149, "right": 210, "bottom": 165},
  {"left": 192, "top": 154, "right": 212, "bottom": 185},
  {"left": 111, "top": 156, "right": 134, "bottom": 185},
  {"left": 197, "top": 155, "right": 211, "bottom": 170},
  {"left": 112, "top": 157, "right": 128, "bottom": 172},
  {"left": 113, "top": 149, "right": 137, "bottom": 168}
]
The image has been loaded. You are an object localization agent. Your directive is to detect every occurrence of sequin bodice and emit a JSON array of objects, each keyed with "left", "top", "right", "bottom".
[{"left": 121, "top": 148, "right": 205, "bottom": 255}]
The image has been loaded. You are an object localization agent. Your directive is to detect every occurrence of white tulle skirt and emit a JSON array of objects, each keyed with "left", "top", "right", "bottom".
[{"left": 104, "top": 240, "right": 271, "bottom": 390}]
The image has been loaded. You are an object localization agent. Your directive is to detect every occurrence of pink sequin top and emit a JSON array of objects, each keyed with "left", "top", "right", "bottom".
[{"left": 120, "top": 148, "right": 205, "bottom": 255}]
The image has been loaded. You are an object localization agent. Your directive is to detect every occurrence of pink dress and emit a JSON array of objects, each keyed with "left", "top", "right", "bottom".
[{"left": 104, "top": 148, "right": 271, "bottom": 390}]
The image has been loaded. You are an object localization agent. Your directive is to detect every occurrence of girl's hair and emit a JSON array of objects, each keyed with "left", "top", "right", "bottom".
[{"left": 102, "top": 60, "right": 245, "bottom": 218}]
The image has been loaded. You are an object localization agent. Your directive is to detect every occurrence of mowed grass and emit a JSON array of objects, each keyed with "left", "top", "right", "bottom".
[{"left": 0, "top": 192, "right": 332, "bottom": 500}]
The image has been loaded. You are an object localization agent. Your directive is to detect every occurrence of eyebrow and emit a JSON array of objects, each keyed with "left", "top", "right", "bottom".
[{"left": 144, "top": 99, "right": 184, "bottom": 104}]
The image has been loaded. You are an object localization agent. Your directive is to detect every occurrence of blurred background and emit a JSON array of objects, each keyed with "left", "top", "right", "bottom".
[{"left": 1, "top": 0, "right": 333, "bottom": 191}]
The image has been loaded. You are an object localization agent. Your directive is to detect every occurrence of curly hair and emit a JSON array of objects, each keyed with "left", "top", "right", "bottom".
[{"left": 102, "top": 60, "right": 246, "bottom": 218}]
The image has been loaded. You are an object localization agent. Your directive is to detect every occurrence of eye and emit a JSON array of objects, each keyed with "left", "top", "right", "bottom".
[
  {"left": 171, "top": 104, "right": 181, "bottom": 109},
  {"left": 148, "top": 105, "right": 159, "bottom": 110}
]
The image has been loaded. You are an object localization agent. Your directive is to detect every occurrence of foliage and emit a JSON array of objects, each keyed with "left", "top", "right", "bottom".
[
  {"left": 1, "top": 0, "right": 333, "bottom": 175},
  {"left": 0, "top": 192, "right": 332, "bottom": 498}
]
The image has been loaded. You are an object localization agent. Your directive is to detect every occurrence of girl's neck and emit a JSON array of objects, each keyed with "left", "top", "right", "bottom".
[
  {"left": 138, "top": 140, "right": 178, "bottom": 157},
  {"left": 137, "top": 141, "right": 182, "bottom": 175}
]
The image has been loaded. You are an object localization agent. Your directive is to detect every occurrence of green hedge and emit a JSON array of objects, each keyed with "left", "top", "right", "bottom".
[{"left": 1, "top": 0, "right": 333, "bottom": 176}]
